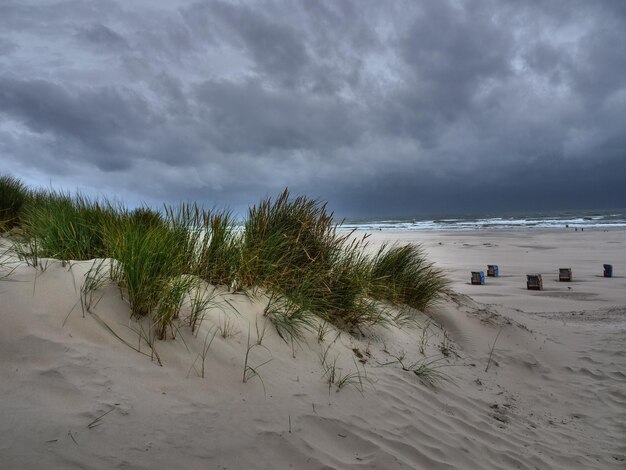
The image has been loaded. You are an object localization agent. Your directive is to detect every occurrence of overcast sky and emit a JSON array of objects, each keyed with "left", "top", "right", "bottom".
[{"left": 1, "top": 0, "right": 625, "bottom": 217}]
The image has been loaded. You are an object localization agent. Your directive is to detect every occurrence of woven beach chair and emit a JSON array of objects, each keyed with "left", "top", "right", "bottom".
[
  {"left": 471, "top": 271, "right": 485, "bottom": 285},
  {"left": 559, "top": 268, "right": 572, "bottom": 282},
  {"left": 526, "top": 274, "right": 543, "bottom": 290}
]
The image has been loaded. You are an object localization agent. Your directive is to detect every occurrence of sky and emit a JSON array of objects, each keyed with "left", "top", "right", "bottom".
[{"left": 1, "top": 0, "right": 625, "bottom": 218}]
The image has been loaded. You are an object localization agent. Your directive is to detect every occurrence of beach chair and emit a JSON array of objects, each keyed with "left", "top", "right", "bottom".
[
  {"left": 487, "top": 265, "right": 499, "bottom": 277},
  {"left": 471, "top": 271, "right": 485, "bottom": 285},
  {"left": 603, "top": 264, "right": 613, "bottom": 278},
  {"left": 526, "top": 274, "right": 543, "bottom": 290},
  {"left": 559, "top": 268, "right": 572, "bottom": 282}
]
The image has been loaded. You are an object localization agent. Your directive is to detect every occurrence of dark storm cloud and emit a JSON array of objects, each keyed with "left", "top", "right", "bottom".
[
  {"left": 193, "top": 1, "right": 310, "bottom": 86},
  {"left": 0, "top": 0, "right": 625, "bottom": 215},
  {"left": 194, "top": 79, "right": 361, "bottom": 153},
  {"left": 328, "top": 150, "right": 626, "bottom": 217},
  {"left": 380, "top": 1, "right": 514, "bottom": 148},
  {"left": 0, "top": 76, "right": 151, "bottom": 170},
  {"left": 0, "top": 38, "right": 18, "bottom": 56},
  {"left": 76, "top": 23, "right": 129, "bottom": 51}
]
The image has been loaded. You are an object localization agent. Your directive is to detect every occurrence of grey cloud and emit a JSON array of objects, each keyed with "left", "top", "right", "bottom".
[
  {"left": 571, "top": 27, "right": 626, "bottom": 108},
  {"left": 194, "top": 79, "right": 361, "bottom": 154},
  {"left": 384, "top": 1, "right": 514, "bottom": 146},
  {"left": 0, "top": 76, "right": 152, "bottom": 170},
  {"left": 322, "top": 151, "right": 626, "bottom": 218},
  {"left": 149, "top": 72, "right": 189, "bottom": 115},
  {"left": 0, "top": 0, "right": 624, "bottom": 215},
  {"left": 181, "top": 0, "right": 378, "bottom": 94},
  {"left": 0, "top": 38, "right": 18, "bottom": 56},
  {"left": 204, "top": 1, "right": 309, "bottom": 86},
  {"left": 0, "top": 1, "right": 123, "bottom": 33},
  {"left": 402, "top": 2, "right": 513, "bottom": 87},
  {"left": 76, "top": 23, "right": 129, "bottom": 50}
]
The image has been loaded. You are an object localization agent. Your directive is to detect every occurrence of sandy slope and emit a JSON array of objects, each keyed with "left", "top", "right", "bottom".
[{"left": 0, "top": 228, "right": 624, "bottom": 469}]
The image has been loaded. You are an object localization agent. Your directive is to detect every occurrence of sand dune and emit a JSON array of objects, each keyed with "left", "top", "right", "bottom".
[{"left": 1, "top": 228, "right": 625, "bottom": 469}]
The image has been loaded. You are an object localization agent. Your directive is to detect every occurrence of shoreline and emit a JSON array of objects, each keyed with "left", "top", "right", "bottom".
[{"left": 348, "top": 225, "right": 626, "bottom": 235}]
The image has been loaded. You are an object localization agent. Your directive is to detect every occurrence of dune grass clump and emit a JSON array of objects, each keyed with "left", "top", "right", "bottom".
[
  {"left": 106, "top": 217, "right": 193, "bottom": 338},
  {"left": 369, "top": 243, "right": 449, "bottom": 312},
  {"left": 240, "top": 190, "right": 450, "bottom": 339},
  {"left": 155, "top": 275, "right": 198, "bottom": 340},
  {"left": 310, "top": 240, "right": 386, "bottom": 331},
  {"left": 1, "top": 176, "right": 450, "bottom": 350},
  {"left": 246, "top": 199, "right": 450, "bottom": 338},
  {"left": 0, "top": 175, "right": 29, "bottom": 230},
  {"left": 243, "top": 190, "right": 397, "bottom": 338},
  {"left": 81, "top": 258, "right": 109, "bottom": 315},
  {"left": 190, "top": 207, "right": 240, "bottom": 287},
  {"left": 107, "top": 203, "right": 240, "bottom": 340},
  {"left": 20, "top": 191, "right": 119, "bottom": 261},
  {"left": 263, "top": 280, "right": 319, "bottom": 343},
  {"left": 239, "top": 189, "right": 339, "bottom": 289},
  {"left": 187, "top": 283, "right": 217, "bottom": 335},
  {"left": 129, "top": 206, "right": 164, "bottom": 227}
]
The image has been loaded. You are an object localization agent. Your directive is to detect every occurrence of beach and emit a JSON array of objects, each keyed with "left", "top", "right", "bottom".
[
  {"left": 1, "top": 227, "right": 625, "bottom": 469},
  {"left": 2, "top": 0, "right": 625, "bottom": 467}
]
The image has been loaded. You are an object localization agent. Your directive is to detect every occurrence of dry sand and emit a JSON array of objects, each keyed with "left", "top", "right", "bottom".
[{"left": 0, "top": 228, "right": 624, "bottom": 469}]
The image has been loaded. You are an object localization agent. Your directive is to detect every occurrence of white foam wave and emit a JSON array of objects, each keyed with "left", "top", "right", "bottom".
[{"left": 340, "top": 213, "right": 626, "bottom": 232}]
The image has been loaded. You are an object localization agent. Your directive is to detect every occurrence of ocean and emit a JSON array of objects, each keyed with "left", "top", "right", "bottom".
[{"left": 341, "top": 209, "right": 626, "bottom": 231}]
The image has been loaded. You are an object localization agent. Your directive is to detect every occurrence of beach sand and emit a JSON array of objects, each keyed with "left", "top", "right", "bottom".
[{"left": 1, "top": 228, "right": 624, "bottom": 469}]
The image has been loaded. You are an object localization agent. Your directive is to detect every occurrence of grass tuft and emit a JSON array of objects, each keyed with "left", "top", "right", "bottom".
[
  {"left": 0, "top": 175, "right": 28, "bottom": 230},
  {"left": 369, "top": 243, "right": 449, "bottom": 313},
  {"left": 81, "top": 259, "right": 109, "bottom": 315}
]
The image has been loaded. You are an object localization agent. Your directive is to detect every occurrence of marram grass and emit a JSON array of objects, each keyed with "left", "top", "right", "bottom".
[
  {"left": 369, "top": 243, "right": 449, "bottom": 312},
  {"left": 1, "top": 175, "right": 448, "bottom": 344},
  {"left": 20, "top": 191, "right": 118, "bottom": 261},
  {"left": 0, "top": 175, "right": 29, "bottom": 230}
]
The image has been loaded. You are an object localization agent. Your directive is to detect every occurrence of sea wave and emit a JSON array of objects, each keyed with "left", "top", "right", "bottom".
[{"left": 340, "top": 210, "right": 626, "bottom": 231}]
